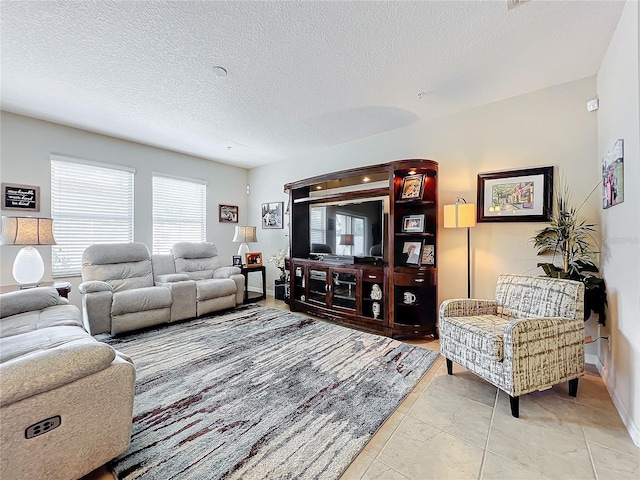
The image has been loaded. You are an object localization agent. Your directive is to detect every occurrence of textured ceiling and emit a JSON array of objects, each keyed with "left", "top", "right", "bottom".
[{"left": 1, "top": 1, "right": 625, "bottom": 168}]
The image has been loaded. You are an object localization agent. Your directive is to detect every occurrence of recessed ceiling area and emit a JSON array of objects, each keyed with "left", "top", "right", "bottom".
[{"left": 0, "top": 1, "right": 625, "bottom": 169}]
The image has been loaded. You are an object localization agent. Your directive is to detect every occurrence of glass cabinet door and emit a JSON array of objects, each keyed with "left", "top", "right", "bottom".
[
  {"left": 331, "top": 270, "right": 357, "bottom": 311},
  {"left": 308, "top": 268, "right": 328, "bottom": 304}
]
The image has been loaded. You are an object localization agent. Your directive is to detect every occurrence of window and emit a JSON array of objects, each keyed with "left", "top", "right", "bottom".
[
  {"left": 51, "top": 155, "right": 135, "bottom": 277},
  {"left": 310, "top": 206, "right": 327, "bottom": 244},
  {"left": 152, "top": 174, "right": 206, "bottom": 254}
]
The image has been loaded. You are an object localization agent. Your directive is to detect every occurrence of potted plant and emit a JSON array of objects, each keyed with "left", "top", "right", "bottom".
[{"left": 531, "top": 183, "right": 607, "bottom": 325}]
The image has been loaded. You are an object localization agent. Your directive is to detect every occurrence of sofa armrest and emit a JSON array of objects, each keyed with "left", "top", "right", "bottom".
[
  {"left": 0, "top": 287, "right": 60, "bottom": 318},
  {"left": 503, "top": 316, "right": 585, "bottom": 396},
  {"left": 156, "top": 273, "right": 190, "bottom": 283},
  {"left": 214, "top": 266, "right": 242, "bottom": 279},
  {"left": 82, "top": 290, "right": 113, "bottom": 335},
  {"left": 79, "top": 281, "right": 113, "bottom": 294},
  {"left": 0, "top": 327, "right": 117, "bottom": 406},
  {"left": 439, "top": 299, "right": 497, "bottom": 318}
]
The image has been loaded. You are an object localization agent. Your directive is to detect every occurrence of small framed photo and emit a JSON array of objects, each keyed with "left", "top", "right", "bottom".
[
  {"left": 401, "top": 214, "right": 425, "bottom": 233},
  {"left": 421, "top": 244, "right": 435, "bottom": 266},
  {"left": 244, "top": 251, "right": 263, "bottom": 267},
  {"left": 219, "top": 204, "right": 238, "bottom": 223},
  {"left": 402, "top": 241, "right": 423, "bottom": 266},
  {"left": 262, "top": 202, "right": 284, "bottom": 229},
  {"left": 232, "top": 255, "right": 242, "bottom": 266},
  {"left": 400, "top": 174, "right": 424, "bottom": 200},
  {"left": 1, "top": 183, "right": 40, "bottom": 212}
]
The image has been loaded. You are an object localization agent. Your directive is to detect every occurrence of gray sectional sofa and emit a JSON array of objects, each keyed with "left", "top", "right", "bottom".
[
  {"left": 0, "top": 287, "right": 135, "bottom": 480},
  {"left": 80, "top": 241, "right": 244, "bottom": 335}
]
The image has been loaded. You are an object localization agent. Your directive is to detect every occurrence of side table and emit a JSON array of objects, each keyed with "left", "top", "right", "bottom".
[
  {"left": 241, "top": 266, "right": 266, "bottom": 304},
  {"left": 0, "top": 281, "right": 72, "bottom": 298}
]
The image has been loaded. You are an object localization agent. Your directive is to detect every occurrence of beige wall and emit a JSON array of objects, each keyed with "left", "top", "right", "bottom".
[
  {"left": 251, "top": 76, "right": 601, "bottom": 304},
  {"left": 597, "top": 0, "right": 640, "bottom": 446},
  {"left": 0, "top": 112, "right": 249, "bottom": 308}
]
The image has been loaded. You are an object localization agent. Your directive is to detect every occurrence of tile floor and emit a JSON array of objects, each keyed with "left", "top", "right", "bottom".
[{"left": 84, "top": 297, "right": 639, "bottom": 480}]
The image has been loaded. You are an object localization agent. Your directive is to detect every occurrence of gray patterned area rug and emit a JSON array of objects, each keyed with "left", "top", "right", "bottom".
[{"left": 105, "top": 306, "right": 439, "bottom": 480}]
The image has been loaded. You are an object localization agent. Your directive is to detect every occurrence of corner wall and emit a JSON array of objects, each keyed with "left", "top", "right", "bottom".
[
  {"left": 0, "top": 112, "right": 249, "bottom": 308},
  {"left": 596, "top": 0, "right": 640, "bottom": 446}
]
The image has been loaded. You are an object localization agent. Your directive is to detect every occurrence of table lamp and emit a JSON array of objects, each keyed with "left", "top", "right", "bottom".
[
  {"left": 339, "top": 233, "right": 354, "bottom": 255},
  {"left": 0, "top": 216, "right": 56, "bottom": 287},
  {"left": 232, "top": 225, "right": 257, "bottom": 259},
  {"left": 444, "top": 197, "right": 476, "bottom": 298}
]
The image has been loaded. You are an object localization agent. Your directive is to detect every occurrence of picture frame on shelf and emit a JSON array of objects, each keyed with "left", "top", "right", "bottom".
[
  {"left": 421, "top": 244, "right": 435, "bottom": 266},
  {"left": 244, "top": 251, "right": 263, "bottom": 267},
  {"left": 261, "top": 202, "right": 284, "bottom": 229},
  {"left": 1, "top": 183, "right": 40, "bottom": 212},
  {"left": 232, "top": 255, "right": 242, "bottom": 266},
  {"left": 401, "top": 240, "right": 423, "bottom": 266},
  {"left": 477, "top": 166, "right": 553, "bottom": 222},
  {"left": 401, "top": 214, "right": 425, "bottom": 233},
  {"left": 219, "top": 204, "right": 239, "bottom": 223},
  {"left": 400, "top": 174, "right": 424, "bottom": 200}
]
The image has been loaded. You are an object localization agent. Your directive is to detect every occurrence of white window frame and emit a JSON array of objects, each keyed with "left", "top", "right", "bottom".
[
  {"left": 152, "top": 174, "right": 207, "bottom": 254},
  {"left": 50, "top": 154, "right": 135, "bottom": 277}
]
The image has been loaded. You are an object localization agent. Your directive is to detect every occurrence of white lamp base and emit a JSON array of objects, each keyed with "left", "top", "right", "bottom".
[
  {"left": 237, "top": 242, "right": 250, "bottom": 261},
  {"left": 13, "top": 246, "right": 45, "bottom": 287}
]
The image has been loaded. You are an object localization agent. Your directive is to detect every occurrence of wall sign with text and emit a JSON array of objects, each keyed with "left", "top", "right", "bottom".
[{"left": 1, "top": 183, "right": 40, "bottom": 212}]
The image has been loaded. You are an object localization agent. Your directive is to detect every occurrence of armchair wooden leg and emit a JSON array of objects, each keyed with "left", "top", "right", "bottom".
[
  {"left": 509, "top": 395, "right": 520, "bottom": 418},
  {"left": 446, "top": 358, "right": 453, "bottom": 375},
  {"left": 568, "top": 378, "right": 579, "bottom": 397}
]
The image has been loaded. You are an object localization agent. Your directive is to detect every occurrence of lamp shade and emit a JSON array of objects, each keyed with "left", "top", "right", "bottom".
[
  {"left": 232, "top": 226, "right": 257, "bottom": 243},
  {"left": 339, "top": 234, "right": 354, "bottom": 246},
  {"left": 444, "top": 202, "right": 476, "bottom": 228},
  {"left": 0, "top": 217, "right": 56, "bottom": 245}
]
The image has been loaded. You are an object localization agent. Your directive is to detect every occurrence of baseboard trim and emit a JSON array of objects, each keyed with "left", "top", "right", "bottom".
[
  {"left": 601, "top": 362, "right": 640, "bottom": 448},
  {"left": 585, "top": 354, "right": 603, "bottom": 373}
]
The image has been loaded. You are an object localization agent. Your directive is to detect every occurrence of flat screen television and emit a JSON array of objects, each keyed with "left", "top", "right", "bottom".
[{"left": 309, "top": 197, "right": 386, "bottom": 258}]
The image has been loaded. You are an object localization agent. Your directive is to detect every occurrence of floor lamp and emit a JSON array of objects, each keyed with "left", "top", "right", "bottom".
[{"left": 444, "top": 198, "right": 476, "bottom": 298}]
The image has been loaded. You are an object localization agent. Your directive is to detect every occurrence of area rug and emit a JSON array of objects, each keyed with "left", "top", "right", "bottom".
[{"left": 105, "top": 306, "right": 439, "bottom": 480}]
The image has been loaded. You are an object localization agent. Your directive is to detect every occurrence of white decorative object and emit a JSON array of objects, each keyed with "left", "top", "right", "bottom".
[
  {"left": 370, "top": 283, "right": 382, "bottom": 300},
  {"left": 372, "top": 302, "right": 381, "bottom": 319},
  {"left": 403, "top": 291, "right": 417, "bottom": 305}
]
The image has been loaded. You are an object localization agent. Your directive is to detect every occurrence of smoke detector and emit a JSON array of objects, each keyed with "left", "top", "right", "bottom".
[{"left": 507, "top": 0, "right": 529, "bottom": 10}]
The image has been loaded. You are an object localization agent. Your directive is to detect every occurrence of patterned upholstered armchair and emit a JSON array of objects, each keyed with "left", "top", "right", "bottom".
[{"left": 439, "top": 274, "right": 585, "bottom": 417}]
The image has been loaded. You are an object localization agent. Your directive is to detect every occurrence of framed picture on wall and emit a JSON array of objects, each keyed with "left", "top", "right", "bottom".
[
  {"left": 219, "top": 204, "right": 239, "bottom": 223},
  {"left": 1, "top": 183, "right": 40, "bottom": 212},
  {"left": 261, "top": 202, "right": 283, "bottom": 229},
  {"left": 477, "top": 166, "right": 553, "bottom": 222}
]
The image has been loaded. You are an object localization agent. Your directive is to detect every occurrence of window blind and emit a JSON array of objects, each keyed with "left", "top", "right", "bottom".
[
  {"left": 50, "top": 155, "right": 135, "bottom": 277},
  {"left": 310, "top": 206, "right": 326, "bottom": 244},
  {"left": 152, "top": 174, "right": 206, "bottom": 254}
]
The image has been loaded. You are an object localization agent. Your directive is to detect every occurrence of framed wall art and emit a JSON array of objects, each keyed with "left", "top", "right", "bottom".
[
  {"left": 602, "top": 139, "right": 624, "bottom": 209},
  {"left": 1, "top": 183, "right": 40, "bottom": 212},
  {"left": 477, "top": 166, "right": 553, "bottom": 222},
  {"left": 261, "top": 202, "right": 283, "bottom": 229},
  {"left": 219, "top": 204, "right": 239, "bottom": 223}
]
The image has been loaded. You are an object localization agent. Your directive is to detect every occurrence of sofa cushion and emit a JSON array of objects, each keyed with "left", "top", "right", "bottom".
[
  {"left": 172, "top": 242, "right": 220, "bottom": 280},
  {"left": 196, "top": 279, "right": 237, "bottom": 301},
  {"left": 82, "top": 243, "right": 155, "bottom": 291},
  {"left": 439, "top": 314, "right": 510, "bottom": 362},
  {"left": 111, "top": 287, "right": 172, "bottom": 316},
  {"left": 0, "top": 305, "right": 83, "bottom": 339},
  {"left": 0, "top": 287, "right": 60, "bottom": 319},
  {"left": 0, "top": 325, "right": 116, "bottom": 406}
]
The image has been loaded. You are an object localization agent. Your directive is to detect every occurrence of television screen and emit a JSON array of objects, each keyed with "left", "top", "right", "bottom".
[{"left": 309, "top": 198, "right": 385, "bottom": 258}]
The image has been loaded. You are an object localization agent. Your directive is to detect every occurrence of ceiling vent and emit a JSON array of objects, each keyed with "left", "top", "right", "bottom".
[{"left": 507, "top": 0, "right": 529, "bottom": 10}]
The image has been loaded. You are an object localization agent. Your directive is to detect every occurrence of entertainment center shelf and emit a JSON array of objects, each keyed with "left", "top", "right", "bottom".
[{"left": 285, "top": 159, "right": 438, "bottom": 338}]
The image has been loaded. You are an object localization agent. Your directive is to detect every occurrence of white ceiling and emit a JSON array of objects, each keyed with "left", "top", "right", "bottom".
[{"left": 1, "top": 1, "right": 625, "bottom": 169}]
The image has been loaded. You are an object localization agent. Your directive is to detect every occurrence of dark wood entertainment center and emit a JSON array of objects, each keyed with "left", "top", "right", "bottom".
[{"left": 285, "top": 159, "right": 438, "bottom": 338}]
